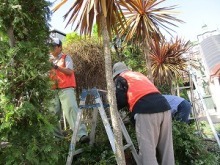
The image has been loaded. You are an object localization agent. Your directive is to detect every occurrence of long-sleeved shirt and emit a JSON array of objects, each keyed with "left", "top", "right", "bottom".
[{"left": 163, "top": 95, "right": 184, "bottom": 114}]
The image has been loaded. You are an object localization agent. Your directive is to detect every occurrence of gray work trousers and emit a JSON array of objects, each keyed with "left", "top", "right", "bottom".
[
  {"left": 135, "top": 111, "right": 175, "bottom": 165},
  {"left": 49, "top": 88, "right": 88, "bottom": 140}
]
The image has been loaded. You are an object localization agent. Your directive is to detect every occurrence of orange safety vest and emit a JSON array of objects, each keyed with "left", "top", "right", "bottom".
[
  {"left": 120, "top": 71, "right": 160, "bottom": 111},
  {"left": 50, "top": 54, "right": 76, "bottom": 89}
]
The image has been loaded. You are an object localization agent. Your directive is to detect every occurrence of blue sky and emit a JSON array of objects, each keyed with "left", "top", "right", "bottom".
[{"left": 49, "top": 0, "right": 220, "bottom": 41}]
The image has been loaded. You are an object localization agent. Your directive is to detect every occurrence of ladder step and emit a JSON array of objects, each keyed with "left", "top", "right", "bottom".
[
  {"left": 73, "top": 148, "right": 83, "bottom": 156},
  {"left": 79, "top": 103, "right": 109, "bottom": 109},
  {"left": 79, "top": 103, "right": 100, "bottom": 109},
  {"left": 0, "top": 142, "right": 9, "bottom": 148},
  {"left": 123, "top": 143, "right": 132, "bottom": 150}
]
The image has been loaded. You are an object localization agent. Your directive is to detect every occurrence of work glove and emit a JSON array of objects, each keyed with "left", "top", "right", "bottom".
[{"left": 51, "top": 63, "right": 58, "bottom": 69}]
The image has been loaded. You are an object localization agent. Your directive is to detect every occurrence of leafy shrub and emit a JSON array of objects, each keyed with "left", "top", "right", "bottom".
[
  {"left": 172, "top": 120, "right": 219, "bottom": 165},
  {"left": 0, "top": 0, "right": 68, "bottom": 164}
]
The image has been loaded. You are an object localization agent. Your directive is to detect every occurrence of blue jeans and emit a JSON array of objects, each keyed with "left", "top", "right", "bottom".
[{"left": 174, "top": 100, "right": 191, "bottom": 123}]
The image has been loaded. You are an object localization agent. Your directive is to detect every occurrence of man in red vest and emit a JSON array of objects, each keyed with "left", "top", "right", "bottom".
[
  {"left": 49, "top": 38, "right": 89, "bottom": 143},
  {"left": 113, "top": 62, "right": 174, "bottom": 165}
]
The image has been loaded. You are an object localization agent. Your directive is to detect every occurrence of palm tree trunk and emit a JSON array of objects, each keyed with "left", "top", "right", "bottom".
[
  {"left": 7, "top": 26, "right": 16, "bottom": 47},
  {"left": 143, "top": 39, "right": 153, "bottom": 82},
  {"left": 170, "top": 79, "right": 175, "bottom": 95},
  {"left": 101, "top": 15, "right": 126, "bottom": 165}
]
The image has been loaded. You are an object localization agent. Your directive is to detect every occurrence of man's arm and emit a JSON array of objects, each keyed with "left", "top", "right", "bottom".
[
  {"left": 56, "top": 67, "right": 73, "bottom": 75},
  {"left": 56, "top": 55, "right": 74, "bottom": 75},
  {"left": 115, "top": 76, "right": 129, "bottom": 110}
]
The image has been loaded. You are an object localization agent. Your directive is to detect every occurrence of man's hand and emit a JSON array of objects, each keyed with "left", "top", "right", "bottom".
[
  {"left": 53, "top": 64, "right": 58, "bottom": 69},
  {"left": 52, "top": 63, "right": 58, "bottom": 69}
]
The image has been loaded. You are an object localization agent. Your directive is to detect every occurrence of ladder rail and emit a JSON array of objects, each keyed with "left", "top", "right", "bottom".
[
  {"left": 95, "top": 94, "right": 116, "bottom": 152},
  {"left": 66, "top": 105, "right": 83, "bottom": 165},
  {"left": 89, "top": 107, "right": 98, "bottom": 145},
  {"left": 189, "top": 72, "right": 202, "bottom": 136},
  {"left": 191, "top": 71, "right": 220, "bottom": 148},
  {"left": 95, "top": 89, "right": 141, "bottom": 164},
  {"left": 118, "top": 112, "right": 141, "bottom": 165},
  {"left": 66, "top": 90, "right": 87, "bottom": 165}
]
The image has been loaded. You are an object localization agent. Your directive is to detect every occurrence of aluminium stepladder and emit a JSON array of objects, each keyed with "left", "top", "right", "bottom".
[
  {"left": 189, "top": 71, "right": 220, "bottom": 148},
  {"left": 174, "top": 70, "right": 220, "bottom": 148},
  {"left": 66, "top": 88, "right": 140, "bottom": 165}
]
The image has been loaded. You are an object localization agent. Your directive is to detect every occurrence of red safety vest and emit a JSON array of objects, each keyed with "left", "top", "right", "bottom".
[
  {"left": 50, "top": 54, "right": 76, "bottom": 89},
  {"left": 120, "top": 71, "right": 160, "bottom": 111}
]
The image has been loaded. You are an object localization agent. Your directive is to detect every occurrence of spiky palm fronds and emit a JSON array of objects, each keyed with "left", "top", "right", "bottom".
[
  {"left": 118, "top": 0, "right": 184, "bottom": 42},
  {"left": 150, "top": 37, "right": 191, "bottom": 85},
  {"left": 53, "top": 0, "right": 126, "bottom": 37}
]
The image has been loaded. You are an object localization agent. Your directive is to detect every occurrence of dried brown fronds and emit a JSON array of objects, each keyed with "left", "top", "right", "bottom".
[{"left": 63, "top": 38, "right": 106, "bottom": 91}]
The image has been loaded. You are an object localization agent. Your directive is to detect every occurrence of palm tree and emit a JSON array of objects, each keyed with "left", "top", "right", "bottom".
[
  {"left": 118, "top": 0, "right": 184, "bottom": 81},
  {"left": 52, "top": 1, "right": 127, "bottom": 164},
  {"left": 150, "top": 37, "right": 191, "bottom": 87}
]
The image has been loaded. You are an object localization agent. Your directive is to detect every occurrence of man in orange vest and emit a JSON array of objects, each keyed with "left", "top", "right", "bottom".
[
  {"left": 113, "top": 62, "right": 175, "bottom": 165},
  {"left": 49, "top": 38, "right": 89, "bottom": 143}
]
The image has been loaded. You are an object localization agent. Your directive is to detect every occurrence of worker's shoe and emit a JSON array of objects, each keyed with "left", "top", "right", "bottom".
[{"left": 79, "top": 135, "right": 90, "bottom": 144}]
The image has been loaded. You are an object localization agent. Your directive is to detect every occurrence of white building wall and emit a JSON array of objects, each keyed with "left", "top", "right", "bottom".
[{"left": 196, "top": 28, "right": 220, "bottom": 114}]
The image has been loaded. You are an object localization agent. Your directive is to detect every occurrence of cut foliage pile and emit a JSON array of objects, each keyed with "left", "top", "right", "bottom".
[{"left": 64, "top": 38, "right": 106, "bottom": 91}]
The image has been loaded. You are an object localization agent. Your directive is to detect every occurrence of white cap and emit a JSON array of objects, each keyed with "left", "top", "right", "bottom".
[
  {"left": 112, "top": 62, "right": 129, "bottom": 78},
  {"left": 51, "top": 37, "right": 62, "bottom": 46}
]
